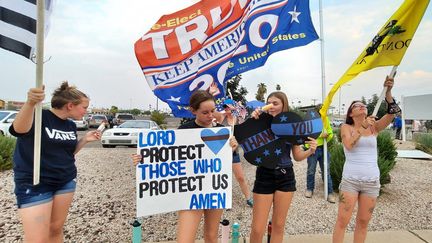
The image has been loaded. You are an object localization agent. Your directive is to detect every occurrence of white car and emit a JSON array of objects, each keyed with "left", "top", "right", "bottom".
[
  {"left": 331, "top": 118, "right": 344, "bottom": 127},
  {"left": 0, "top": 110, "right": 18, "bottom": 137},
  {"left": 101, "top": 120, "right": 160, "bottom": 148},
  {"left": 71, "top": 117, "right": 88, "bottom": 130}
]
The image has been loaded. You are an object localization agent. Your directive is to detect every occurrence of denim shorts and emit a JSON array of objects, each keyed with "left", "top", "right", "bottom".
[
  {"left": 15, "top": 179, "right": 77, "bottom": 209},
  {"left": 339, "top": 177, "right": 380, "bottom": 198},
  {"left": 253, "top": 166, "right": 296, "bottom": 194}
]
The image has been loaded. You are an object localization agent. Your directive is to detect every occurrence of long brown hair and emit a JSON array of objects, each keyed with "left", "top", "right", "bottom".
[
  {"left": 345, "top": 100, "right": 363, "bottom": 125},
  {"left": 51, "top": 81, "right": 88, "bottom": 109},
  {"left": 267, "top": 91, "right": 289, "bottom": 112},
  {"left": 189, "top": 90, "right": 214, "bottom": 111}
]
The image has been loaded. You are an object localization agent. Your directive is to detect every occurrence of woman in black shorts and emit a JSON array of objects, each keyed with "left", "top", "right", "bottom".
[{"left": 249, "top": 91, "right": 317, "bottom": 243}]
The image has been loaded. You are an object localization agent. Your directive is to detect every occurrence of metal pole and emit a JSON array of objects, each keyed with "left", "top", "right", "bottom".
[
  {"left": 33, "top": 0, "right": 45, "bottom": 185},
  {"left": 338, "top": 89, "right": 341, "bottom": 118},
  {"left": 401, "top": 95, "right": 406, "bottom": 141},
  {"left": 319, "top": 0, "right": 328, "bottom": 200},
  {"left": 372, "top": 66, "right": 398, "bottom": 117}
]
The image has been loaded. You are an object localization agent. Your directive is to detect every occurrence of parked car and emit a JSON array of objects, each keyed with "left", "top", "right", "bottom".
[
  {"left": 0, "top": 110, "right": 18, "bottom": 136},
  {"left": 101, "top": 120, "right": 160, "bottom": 148},
  {"left": 88, "top": 114, "right": 108, "bottom": 128},
  {"left": 113, "top": 113, "right": 134, "bottom": 126},
  {"left": 331, "top": 118, "right": 344, "bottom": 127},
  {"left": 71, "top": 117, "right": 88, "bottom": 130}
]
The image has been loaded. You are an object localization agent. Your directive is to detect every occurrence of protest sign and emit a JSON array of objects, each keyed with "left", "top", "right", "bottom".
[
  {"left": 271, "top": 110, "right": 323, "bottom": 145},
  {"left": 136, "top": 127, "right": 232, "bottom": 217},
  {"left": 234, "top": 113, "right": 286, "bottom": 169}
]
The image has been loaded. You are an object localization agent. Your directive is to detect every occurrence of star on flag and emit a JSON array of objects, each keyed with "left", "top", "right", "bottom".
[
  {"left": 288, "top": 6, "right": 301, "bottom": 23},
  {"left": 167, "top": 96, "right": 181, "bottom": 102}
]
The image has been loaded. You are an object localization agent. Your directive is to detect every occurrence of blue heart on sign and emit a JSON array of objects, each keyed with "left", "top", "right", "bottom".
[{"left": 201, "top": 128, "right": 230, "bottom": 155}]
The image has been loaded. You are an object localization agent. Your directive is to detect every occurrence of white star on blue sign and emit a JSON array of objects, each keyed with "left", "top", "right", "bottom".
[
  {"left": 167, "top": 96, "right": 181, "bottom": 102},
  {"left": 255, "top": 157, "right": 262, "bottom": 163},
  {"left": 275, "top": 148, "right": 282, "bottom": 156},
  {"left": 263, "top": 150, "right": 270, "bottom": 156},
  {"left": 288, "top": 5, "right": 301, "bottom": 23}
]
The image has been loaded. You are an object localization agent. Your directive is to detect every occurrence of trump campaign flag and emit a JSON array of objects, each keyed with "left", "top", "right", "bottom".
[
  {"left": 320, "top": 0, "right": 430, "bottom": 124},
  {"left": 0, "top": 0, "right": 54, "bottom": 59},
  {"left": 135, "top": 0, "right": 318, "bottom": 117}
]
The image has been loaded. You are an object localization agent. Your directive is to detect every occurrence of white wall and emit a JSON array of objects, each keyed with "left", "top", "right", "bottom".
[{"left": 401, "top": 94, "right": 432, "bottom": 141}]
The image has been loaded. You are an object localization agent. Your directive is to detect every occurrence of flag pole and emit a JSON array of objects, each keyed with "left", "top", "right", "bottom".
[
  {"left": 33, "top": 0, "right": 46, "bottom": 185},
  {"left": 319, "top": 0, "right": 329, "bottom": 200},
  {"left": 371, "top": 66, "right": 398, "bottom": 117}
]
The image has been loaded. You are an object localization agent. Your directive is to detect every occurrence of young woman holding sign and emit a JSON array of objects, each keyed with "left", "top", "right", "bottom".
[
  {"left": 176, "top": 90, "right": 238, "bottom": 243},
  {"left": 333, "top": 76, "right": 397, "bottom": 243},
  {"left": 249, "top": 91, "right": 317, "bottom": 243},
  {"left": 9, "top": 82, "right": 101, "bottom": 242}
]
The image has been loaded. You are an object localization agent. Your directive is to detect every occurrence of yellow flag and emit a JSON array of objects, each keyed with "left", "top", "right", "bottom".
[{"left": 320, "top": 0, "right": 429, "bottom": 125}]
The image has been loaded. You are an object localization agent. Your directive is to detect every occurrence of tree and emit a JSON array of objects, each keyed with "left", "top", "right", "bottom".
[
  {"left": 425, "top": 120, "right": 432, "bottom": 132},
  {"left": 276, "top": 84, "right": 281, "bottom": 91},
  {"left": 130, "top": 108, "right": 141, "bottom": 116},
  {"left": 151, "top": 110, "right": 166, "bottom": 126},
  {"left": 226, "top": 75, "right": 248, "bottom": 105},
  {"left": 255, "top": 83, "right": 267, "bottom": 102},
  {"left": 110, "top": 106, "right": 118, "bottom": 114},
  {"left": 366, "top": 94, "right": 386, "bottom": 118}
]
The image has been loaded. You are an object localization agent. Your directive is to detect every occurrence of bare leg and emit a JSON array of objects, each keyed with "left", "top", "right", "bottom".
[
  {"left": 177, "top": 210, "right": 203, "bottom": 243},
  {"left": 249, "top": 193, "right": 273, "bottom": 243},
  {"left": 49, "top": 192, "right": 74, "bottom": 243},
  {"left": 270, "top": 191, "right": 294, "bottom": 243},
  {"left": 332, "top": 191, "right": 358, "bottom": 243},
  {"left": 232, "top": 163, "right": 251, "bottom": 200},
  {"left": 203, "top": 209, "right": 223, "bottom": 243},
  {"left": 19, "top": 201, "right": 53, "bottom": 243},
  {"left": 353, "top": 194, "right": 377, "bottom": 243}
]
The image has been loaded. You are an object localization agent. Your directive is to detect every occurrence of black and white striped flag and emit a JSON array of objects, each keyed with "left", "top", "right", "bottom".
[{"left": 0, "top": 0, "right": 53, "bottom": 59}]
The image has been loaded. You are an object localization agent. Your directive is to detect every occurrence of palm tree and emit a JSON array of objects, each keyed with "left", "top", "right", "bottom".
[{"left": 255, "top": 83, "right": 267, "bottom": 102}]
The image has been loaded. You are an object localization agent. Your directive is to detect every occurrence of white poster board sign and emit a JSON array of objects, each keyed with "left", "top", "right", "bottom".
[{"left": 136, "top": 127, "right": 232, "bottom": 217}]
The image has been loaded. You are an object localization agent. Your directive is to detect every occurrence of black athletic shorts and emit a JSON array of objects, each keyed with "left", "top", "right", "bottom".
[{"left": 253, "top": 166, "right": 296, "bottom": 194}]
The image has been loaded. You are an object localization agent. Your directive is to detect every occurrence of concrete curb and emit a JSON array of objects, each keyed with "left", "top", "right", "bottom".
[{"left": 151, "top": 230, "right": 432, "bottom": 243}]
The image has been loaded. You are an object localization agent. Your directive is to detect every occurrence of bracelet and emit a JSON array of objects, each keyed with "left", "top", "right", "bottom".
[{"left": 386, "top": 97, "right": 401, "bottom": 114}]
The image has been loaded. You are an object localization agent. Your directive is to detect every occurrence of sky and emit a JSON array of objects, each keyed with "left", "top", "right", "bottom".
[{"left": 1, "top": 0, "right": 431, "bottom": 115}]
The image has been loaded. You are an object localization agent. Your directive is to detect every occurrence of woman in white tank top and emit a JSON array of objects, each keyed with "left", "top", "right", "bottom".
[{"left": 333, "top": 76, "right": 397, "bottom": 243}]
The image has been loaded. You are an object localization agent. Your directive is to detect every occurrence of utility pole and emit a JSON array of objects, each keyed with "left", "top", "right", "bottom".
[{"left": 312, "top": 98, "right": 318, "bottom": 106}]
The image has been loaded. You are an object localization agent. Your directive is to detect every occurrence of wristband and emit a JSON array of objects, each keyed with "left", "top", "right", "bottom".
[{"left": 385, "top": 97, "right": 401, "bottom": 114}]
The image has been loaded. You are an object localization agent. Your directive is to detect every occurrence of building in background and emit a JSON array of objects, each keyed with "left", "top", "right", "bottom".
[{"left": 6, "top": 101, "right": 25, "bottom": 110}]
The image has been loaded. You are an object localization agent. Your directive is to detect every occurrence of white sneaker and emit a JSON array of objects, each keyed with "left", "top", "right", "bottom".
[
  {"left": 304, "top": 190, "right": 313, "bottom": 198},
  {"left": 327, "top": 193, "right": 336, "bottom": 203}
]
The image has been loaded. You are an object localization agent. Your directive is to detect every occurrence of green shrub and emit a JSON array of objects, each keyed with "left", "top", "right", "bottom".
[
  {"left": 0, "top": 135, "right": 16, "bottom": 171},
  {"left": 329, "top": 141, "right": 345, "bottom": 191},
  {"left": 415, "top": 133, "right": 432, "bottom": 154},
  {"left": 150, "top": 110, "right": 166, "bottom": 127},
  {"left": 329, "top": 130, "right": 397, "bottom": 192},
  {"left": 333, "top": 127, "right": 341, "bottom": 143}
]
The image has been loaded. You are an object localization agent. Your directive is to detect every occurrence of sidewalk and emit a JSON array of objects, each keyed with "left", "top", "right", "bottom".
[{"left": 155, "top": 230, "right": 432, "bottom": 243}]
